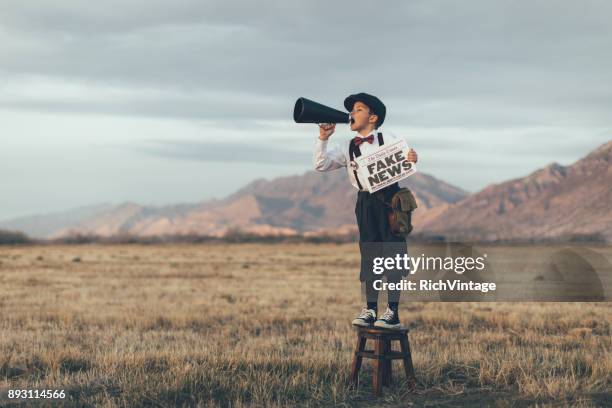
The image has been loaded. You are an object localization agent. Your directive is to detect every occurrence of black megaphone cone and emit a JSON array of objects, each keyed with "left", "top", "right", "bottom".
[{"left": 293, "top": 97, "right": 350, "bottom": 124}]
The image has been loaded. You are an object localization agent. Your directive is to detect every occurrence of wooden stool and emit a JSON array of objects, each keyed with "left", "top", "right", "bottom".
[{"left": 350, "top": 326, "right": 416, "bottom": 396}]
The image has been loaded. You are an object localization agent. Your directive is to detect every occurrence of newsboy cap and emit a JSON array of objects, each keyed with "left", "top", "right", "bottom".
[{"left": 344, "top": 92, "right": 386, "bottom": 127}]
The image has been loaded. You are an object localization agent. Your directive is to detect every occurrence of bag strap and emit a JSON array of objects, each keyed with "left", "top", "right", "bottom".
[
  {"left": 377, "top": 132, "right": 384, "bottom": 146},
  {"left": 348, "top": 138, "right": 364, "bottom": 190}
]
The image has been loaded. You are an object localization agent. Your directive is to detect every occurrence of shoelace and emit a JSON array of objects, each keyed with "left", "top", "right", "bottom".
[
  {"left": 381, "top": 308, "right": 395, "bottom": 321},
  {"left": 358, "top": 308, "right": 374, "bottom": 319}
]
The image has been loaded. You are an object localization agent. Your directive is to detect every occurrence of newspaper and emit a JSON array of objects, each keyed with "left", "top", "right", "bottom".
[{"left": 353, "top": 138, "right": 417, "bottom": 193}]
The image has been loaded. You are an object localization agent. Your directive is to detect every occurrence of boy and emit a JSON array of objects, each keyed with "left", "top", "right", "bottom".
[{"left": 313, "top": 92, "right": 418, "bottom": 329}]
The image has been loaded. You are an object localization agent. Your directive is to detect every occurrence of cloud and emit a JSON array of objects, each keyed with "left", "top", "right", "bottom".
[
  {"left": 0, "top": 0, "right": 610, "bottom": 128},
  {"left": 133, "top": 139, "right": 310, "bottom": 165}
]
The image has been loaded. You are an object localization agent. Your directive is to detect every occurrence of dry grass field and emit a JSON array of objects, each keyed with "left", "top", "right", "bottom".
[{"left": 0, "top": 243, "right": 610, "bottom": 407}]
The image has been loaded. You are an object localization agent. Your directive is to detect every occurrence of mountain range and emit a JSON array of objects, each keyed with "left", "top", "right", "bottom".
[
  {"left": 1, "top": 171, "right": 467, "bottom": 239},
  {"left": 1, "top": 140, "right": 610, "bottom": 242},
  {"left": 420, "top": 140, "right": 612, "bottom": 242}
]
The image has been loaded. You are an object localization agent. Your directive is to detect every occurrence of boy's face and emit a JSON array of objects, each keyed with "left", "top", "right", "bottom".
[{"left": 350, "top": 101, "right": 378, "bottom": 132}]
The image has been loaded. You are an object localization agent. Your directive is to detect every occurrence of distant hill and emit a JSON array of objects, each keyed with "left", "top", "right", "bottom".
[
  {"left": 0, "top": 171, "right": 467, "bottom": 239},
  {"left": 417, "top": 140, "right": 612, "bottom": 242},
  {"left": 0, "top": 204, "right": 113, "bottom": 238}
]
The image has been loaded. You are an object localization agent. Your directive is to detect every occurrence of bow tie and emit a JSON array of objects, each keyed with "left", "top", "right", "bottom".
[{"left": 354, "top": 135, "right": 374, "bottom": 146}]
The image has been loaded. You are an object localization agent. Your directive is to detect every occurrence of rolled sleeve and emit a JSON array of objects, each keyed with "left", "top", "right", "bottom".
[{"left": 313, "top": 138, "right": 346, "bottom": 171}]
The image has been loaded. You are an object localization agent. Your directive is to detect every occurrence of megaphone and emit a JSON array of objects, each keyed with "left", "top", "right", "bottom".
[{"left": 293, "top": 97, "right": 350, "bottom": 124}]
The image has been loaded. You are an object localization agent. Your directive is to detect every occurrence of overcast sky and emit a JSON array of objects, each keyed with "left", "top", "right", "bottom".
[{"left": 1, "top": 0, "right": 611, "bottom": 220}]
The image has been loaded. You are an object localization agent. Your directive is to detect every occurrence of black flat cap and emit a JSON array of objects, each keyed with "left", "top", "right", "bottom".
[{"left": 344, "top": 92, "right": 386, "bottom": 127}]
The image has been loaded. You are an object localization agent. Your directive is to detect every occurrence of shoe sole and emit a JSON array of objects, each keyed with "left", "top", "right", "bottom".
[
  {"left": 352, "top": 319, "right": 374, "bottom": 327},
  {"left": 374, "top": 321, "right": 401, "bottom": 329}
]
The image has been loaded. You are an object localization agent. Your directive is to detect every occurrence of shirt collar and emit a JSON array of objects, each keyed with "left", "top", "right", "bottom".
[{"left": 357, "top": 129, "right": 378, "bottom": 138}]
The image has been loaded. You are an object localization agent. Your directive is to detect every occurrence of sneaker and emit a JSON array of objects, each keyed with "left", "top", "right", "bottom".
[
  {"left": 374, "top": 307, "right": 401, "bottom": 329},
  {"left": 352, "top": 308, "right": 377, "bottom": 327}
]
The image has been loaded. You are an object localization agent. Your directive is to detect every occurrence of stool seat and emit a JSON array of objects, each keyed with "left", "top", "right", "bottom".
[
  {"left": 354, "top": 325, "right": 409, "bottom": 337},
  {"left": 350, "top": 325, "right": 416, "bottom": 396}
]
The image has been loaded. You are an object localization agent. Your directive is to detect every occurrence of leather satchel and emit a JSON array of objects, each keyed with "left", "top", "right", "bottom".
[{"left": 386, "top": 188, "right": 418, "bottom": 236}]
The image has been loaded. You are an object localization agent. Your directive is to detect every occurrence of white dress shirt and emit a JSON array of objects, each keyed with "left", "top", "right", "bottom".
[{"left": 313, "top": 129, "right": 407, "bottom": 191}]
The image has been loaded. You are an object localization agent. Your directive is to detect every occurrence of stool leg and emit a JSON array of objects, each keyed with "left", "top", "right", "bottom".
[
  {"left": 399, "top": 335, "right": 416, "bottom": 390},
  {"left": 350, "top": 335, "right": 366, "bottom": 384},
  {"left": 382, "top": 339, "right": 391, "bottom": 386},
  {"left": 373, "top": 338, "right": 384, "bottom": 396}
]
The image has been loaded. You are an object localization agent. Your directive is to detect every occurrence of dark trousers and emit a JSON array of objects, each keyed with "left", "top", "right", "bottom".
[{"left": 355, "top": 183, "right": 407, "bottom": 304}]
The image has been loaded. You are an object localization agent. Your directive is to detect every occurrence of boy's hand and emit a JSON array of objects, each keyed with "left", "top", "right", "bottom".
[
  {"left": 318, "top": 123, "right": 335, "bottom": 140},
  {"left": 406, "top": 148, "right": 418, "bottom": 163}
]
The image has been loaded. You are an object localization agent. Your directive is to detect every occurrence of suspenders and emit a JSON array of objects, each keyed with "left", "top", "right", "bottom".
[{"left": 349, "top": 132, "right": 384, "bottom": 191}]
